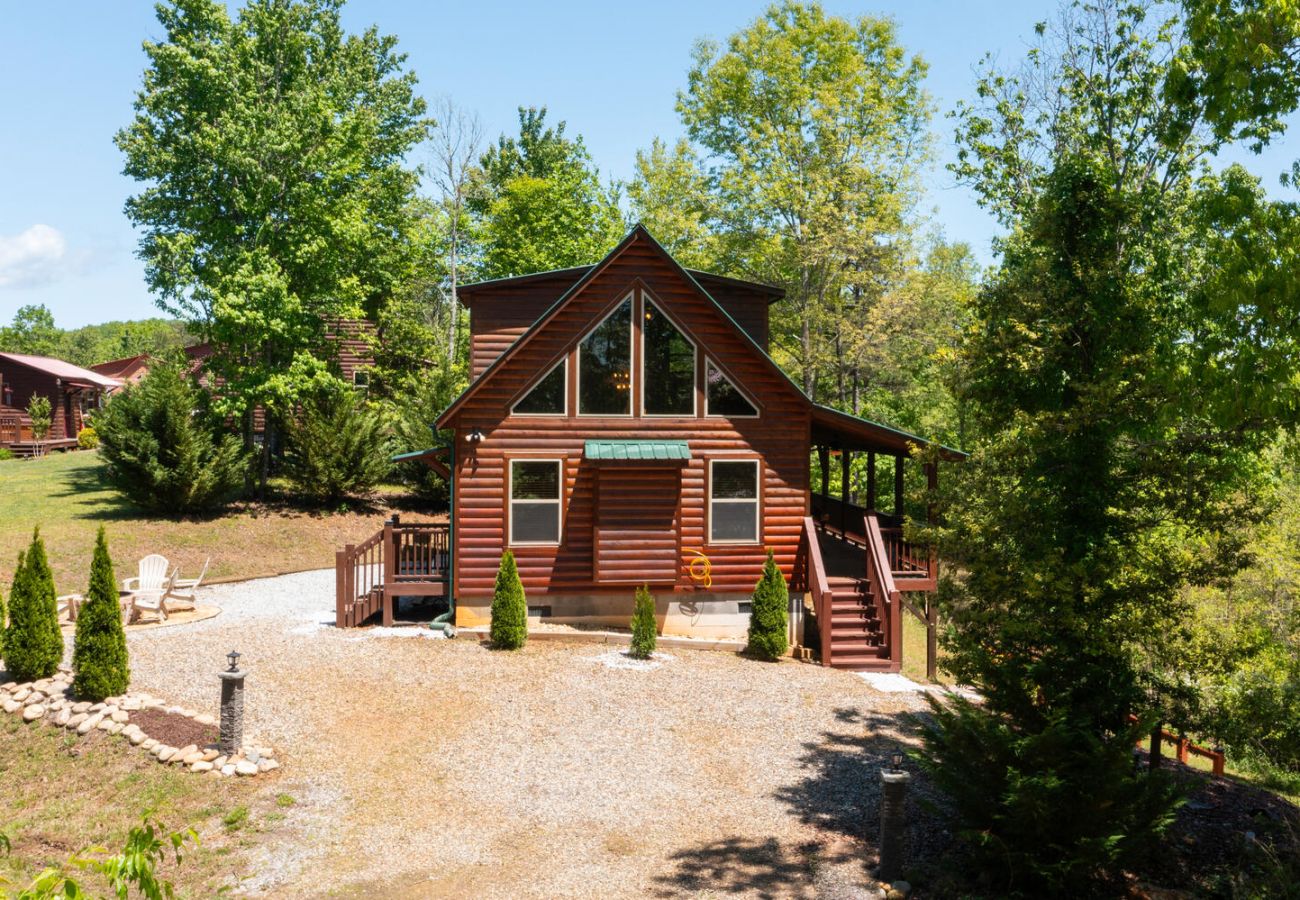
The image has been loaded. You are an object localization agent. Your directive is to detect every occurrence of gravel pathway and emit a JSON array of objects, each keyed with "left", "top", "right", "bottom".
[{"left": 122, "top": 570, "right": 936, "bottom": 897}]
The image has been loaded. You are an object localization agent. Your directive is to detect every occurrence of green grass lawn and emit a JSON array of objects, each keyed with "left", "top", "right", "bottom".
[
  {"left": 901, "top": 608, "right": 949, "bottom": 685},
  {"left": 0, "top": 450, "right": 436, "bottom": 594},
  {"left": 0, "top": 715, "right": 291, "bottom": 895}
]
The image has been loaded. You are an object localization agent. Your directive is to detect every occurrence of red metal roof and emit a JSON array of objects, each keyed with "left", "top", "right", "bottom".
[{"left": 0, "top": 352, "right": 122, "bottom": 390}]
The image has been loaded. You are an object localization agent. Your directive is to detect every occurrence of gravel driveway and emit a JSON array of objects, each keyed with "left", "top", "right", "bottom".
[{"left": 126, "top": 570, "right": 936, "bottom": 898}]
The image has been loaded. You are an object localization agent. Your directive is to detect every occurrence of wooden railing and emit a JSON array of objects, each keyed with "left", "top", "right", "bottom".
[
  {"left": 880, "top": 527, "right": 936, "bottom": 590},
  {"left": 336, "top": 517, "right": 451, "bottom": 627},
  {"left": 0, "top": 412, "right": 28, "bottom": 445},
  {"left": 1128, "top": 715, "right": 1226, "bottom": 776},
  {"left": 864, "top": 513, "right": 903, "bottom": 670},
  {"left": 796, "top": 516, "right": 835, "bottom": 665}
]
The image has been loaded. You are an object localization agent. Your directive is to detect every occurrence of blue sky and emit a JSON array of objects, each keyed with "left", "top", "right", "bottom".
[{"left": 1, "top": 1, "right": 1295, "bottom": 329}]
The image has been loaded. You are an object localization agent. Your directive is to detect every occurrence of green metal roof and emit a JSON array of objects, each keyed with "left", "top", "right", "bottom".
[
  {"left": 390, "top": 446, "right": 448, "bottom": 462},
  {"left": 584, "top": 440, "right": 690, "bottom": 462}
]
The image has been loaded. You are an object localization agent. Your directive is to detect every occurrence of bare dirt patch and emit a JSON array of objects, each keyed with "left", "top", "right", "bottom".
[{"left": 130, "top": 708, "right": 219, "bottom": 748}]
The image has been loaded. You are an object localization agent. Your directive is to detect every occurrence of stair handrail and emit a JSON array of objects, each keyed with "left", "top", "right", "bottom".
[
  {"left": 800, "top": 516, "right": 835, "bottom": 665},
  {"left": 865, "top": 512, "right": 903, "bottom": 669}
]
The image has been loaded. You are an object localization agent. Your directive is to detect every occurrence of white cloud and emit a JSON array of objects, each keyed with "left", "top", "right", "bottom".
[{"left": 0, "top": 224, "right": 68, "bottom": 289}]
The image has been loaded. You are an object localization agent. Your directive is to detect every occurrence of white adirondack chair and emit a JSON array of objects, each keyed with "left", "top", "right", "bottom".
[
  {"left": 123, "top": 554, "right": 170, "bottom": 595},
  {"left": 128, "top": 568, "right": 178, "bottom": 624},
  {"left": 165, "top": 557, "right": 209, "bottom": 612}
]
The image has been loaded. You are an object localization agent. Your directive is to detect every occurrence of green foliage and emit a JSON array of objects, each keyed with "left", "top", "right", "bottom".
[
  {"left": 26, "top": 395, "right": 52, "bottom": 443},
  {"left": 96, "top": 359, "right": 247, "bottom": 515},
  {"left": 489, "top": 551, "right": 527, "bottom": 650},
  {"left": 2, "top": 817, "right": 196, "bottom": 900},
  {"left": 0, "top": 305, "right": 189, "bottom": 366},
  {"left": 4, "top": 529, "right": 63, "bottom": 682},
  {"left": 918, "top": 696, "right": 1182, "bottom": 892},
  {"left": 626, "top": 138, "right": 719, "bottom": 270},
  {"left": 76, "top": 426, "right": 98, "bottom": 450},
  {"left": 72, "top": 527, "right": 130, "bottom": 702},
  {"left": 469, "top": 107, "right": 625, "bottom": 279},
  {"left": 630, "top": 585, "right": 657, "bottom": 659},
  {"left": 116, "top": 0, "right": 430, "bottom": 489},
  {"left": 746, "top": 550, "right": 789, "bottom": 661},
  {"left": 0, "top": 448, "right": 14, "bottom": 462},
  {"left": 282, "top": 385, "right": 392, "bottom": 504},
  {"left": 388, "top": 376, "right": 458, "bottom": 506},
  {"left": 674, "top": 0, "right": 932, "bottom": 398}
]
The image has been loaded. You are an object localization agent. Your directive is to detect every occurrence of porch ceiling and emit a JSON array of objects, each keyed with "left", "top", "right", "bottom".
[{"left": 810, "top": 404, "right": 967, "bottom": 460}]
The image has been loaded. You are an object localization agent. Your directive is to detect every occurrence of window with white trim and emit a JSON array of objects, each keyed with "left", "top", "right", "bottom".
[
  {"left": 709, "top": 459, "right": 759, "bottom": 544},
  {"left": 578, "top": 296, "right": 632, "bottom": 415},
  {"left": 705, "top": 359, "right": 758, "bottom": 417},
  {"left": 509, "top": 459, "right": 562, "bottom": 545},
  {"left": 513, "top": 358, "right": 566, "bottom": 415},
  {"left": 642, "top": 299, "right": 695, "bottom": 415}
]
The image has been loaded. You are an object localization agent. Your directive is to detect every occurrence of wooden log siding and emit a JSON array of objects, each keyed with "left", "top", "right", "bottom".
[{"left": 449, "top": 238, "right": 811, "bottom": 601}]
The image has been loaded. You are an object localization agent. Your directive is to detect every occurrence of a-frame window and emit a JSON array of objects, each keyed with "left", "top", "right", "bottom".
[
  {"left": 578, "top": 295, "right": 633, "bottom": 415},
  {"left": 642, "top": 298, "right": 695, "bottom": 416},
  {"left": 705, "top": 358, "right": 758, "bottom": 417},
  {"left": 513, "top": 358, "right": 566, "bottom": 415}
]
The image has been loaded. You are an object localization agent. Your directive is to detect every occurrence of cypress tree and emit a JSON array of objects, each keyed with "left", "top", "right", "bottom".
[
  {"left": 489, "top": 550, "right": 527, "bottom": 650},
  {"left": 746, "top": 550, "right": 789, "bottom": 661},
  {"left": 630, "top": 585, "right": 657, "bottom": 659},
  {"left": 4, "top": 529, "right": 64, "bottom": 681},
  {"left": 72, "top": 527, "right": 130, "bottom": 701}
]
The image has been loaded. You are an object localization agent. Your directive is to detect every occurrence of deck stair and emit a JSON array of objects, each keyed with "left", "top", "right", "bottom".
[{"left": 825, "top": 575, "right": 890, "bottom": 669}]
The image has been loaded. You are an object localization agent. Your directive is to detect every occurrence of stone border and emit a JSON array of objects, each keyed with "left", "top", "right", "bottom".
[{"left": 1, "top": 666, "right": 280, "bottom": 778}]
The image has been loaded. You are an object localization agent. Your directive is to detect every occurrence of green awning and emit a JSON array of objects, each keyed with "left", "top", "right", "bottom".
[{"left": 584, "top": 440, "right": 690, "bottom": 462}]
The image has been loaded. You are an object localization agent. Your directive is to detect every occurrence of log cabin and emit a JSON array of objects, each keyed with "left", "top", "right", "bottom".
[
  {"left": 336, "top": 226, "right": 964, "bottom": 672},
  {"left": 0, "top": 352, "right": 121, "bottom": 456}
]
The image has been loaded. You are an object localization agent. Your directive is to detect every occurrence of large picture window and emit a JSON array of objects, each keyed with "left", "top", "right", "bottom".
[
  {"left": 578, "top": 297, "right": 632, "bottom": 415},
  {"left": 705, "top": 359, "right": 758, "bottom": 417},
  {"left": 642, "top": 299, "right": 695, "bottom": 415},
  {"left": 509, "top": 459, "right": 562, "bottom": 545},
  {"left": 513, "top": 358, "right": 566, "bottom": 415},
  {"left": 709, "top": 460, "right": 759, "bottom": 544}
]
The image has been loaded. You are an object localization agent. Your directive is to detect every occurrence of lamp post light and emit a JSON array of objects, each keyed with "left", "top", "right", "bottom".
[
  {"left": 877, "top": 753, "right": 911, "bottom": 882},
  {"left": 218, "top": 649, "right": 246, "bottom": 756}
]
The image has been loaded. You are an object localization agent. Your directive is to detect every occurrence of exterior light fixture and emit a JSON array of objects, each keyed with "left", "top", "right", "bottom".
[
  {"left": 226, "top": 649, "right": 241, "bottom": 672},
  {"left": 467, "top": 428, "right": 484, "bottom": 443}
]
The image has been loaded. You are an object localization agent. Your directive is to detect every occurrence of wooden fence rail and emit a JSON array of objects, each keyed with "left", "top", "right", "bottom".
[{"left": 1128, "top": 715, "right": 1225, "bottom": 776}]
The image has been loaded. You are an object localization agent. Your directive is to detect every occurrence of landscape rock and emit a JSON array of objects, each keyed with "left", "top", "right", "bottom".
[
  {"left": 213, "top": 756, "right": 227, "bottom": 769},
  {"left": 157, "top": 746, "right": 176, "bottom": 761},
  {"left": 183, "top": 751, "right": 205, "bottom": 765},
  {"left": 886, "top": 882, "right": 912, "bottom": 900},
  {"left": 129, "top": 730, "right": 147, "bottom": 745},
  {"left": 54, "top": 708, "right": 71, "bottom": 727},
  {"left": 142, "top": 739, "right": 158, "bottom": 751},
  {"left": 202, "top": 749, "right": 219, "bottom": 762},
  {"left": 78, "top": 713, "right": 103, "bottom": 734},
  {"left": 2, "top": 699, "right": 20, "bottom": 715},
  {"left": 246, "top": 749, "right": 261, "bottom": 764},
  {"left": 66, "top": 712, "right": 87, "bottom": 729},
  {"left": 22, "top": 704, "right": 45, "bottom": 722},
  {"left": 221, "top": 764, "right": 236, "bottom": 777},
  {"left": 105, "top": 722, "right": 123, "bottom": 735},
  {"left": 235, "top": 760, "right": 258, "bottom": 776},
  {"left": 191, "top": 761, "right": 213, "bottom": 772},
  {"left": 174, "top": 744, "right": 198, "bottom": 761},
  {"left": 71, "top": 701, "right": 91, "bottom": 714},
  {"left": 97, "top": 717, "right": 116, "bottom": 731},
  {"left": 25, "top": 691, "right": 46, "bottom": 705},
  {"left": 12, "top": 688, "right": 30, "bottom": 703},
  {"left": 195, "top": 713, "right": 215, "bottom": 726},
  {"left": 258, "top": 759, "right": 280, "bottom": 773},
  {"left": 110, "top": 710, "right": 129, "bottom": 723}
]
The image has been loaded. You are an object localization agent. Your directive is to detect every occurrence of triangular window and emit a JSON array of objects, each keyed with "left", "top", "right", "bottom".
[
  {"left": 705, "top": 359, "right": 758, "bottom": 417},
  {"left": 513, "top": 358, "right": 566, "bottom": 415}
]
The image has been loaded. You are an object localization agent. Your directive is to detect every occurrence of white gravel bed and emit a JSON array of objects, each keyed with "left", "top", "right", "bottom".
[{"left": 97, "top": 567, "right": 937, "bottom": 897}]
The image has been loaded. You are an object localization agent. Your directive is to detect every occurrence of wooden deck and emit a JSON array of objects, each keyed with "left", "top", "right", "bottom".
[{"left": 336, "top": 516, "right": 450, "bottom": 627}]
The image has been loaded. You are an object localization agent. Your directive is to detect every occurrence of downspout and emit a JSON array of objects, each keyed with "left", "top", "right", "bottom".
[{"left": 429, "top": 438, "right": 456, "bottom": 636}]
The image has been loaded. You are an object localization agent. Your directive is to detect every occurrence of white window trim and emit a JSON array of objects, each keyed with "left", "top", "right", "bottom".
[
  {"left": 508, "top": 458, "right": 564, "bottom": 547},
  {"left": 640, "top": 292, "right": 697, "bottom": 418},
  {"left": 703, "top": 357, "right": 760, "bottom": 419},
  {"left": 576, "top": 292, "right": 635, "bottom": 417},
  {"left": 708, "top": 458, "right": 761, "bottom": 545},
  {"left": 510, "top": 356, "right": 568, "bottom": 417}
]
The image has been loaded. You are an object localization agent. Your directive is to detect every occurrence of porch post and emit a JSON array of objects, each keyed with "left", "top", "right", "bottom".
[
  {"left": 867, "top": 450, "right": 877, "bottom": 511},
  {"left": 817, "top": 445, "right": 830, "bottom": 509},
  {"left": 893, "top": 455, "right": 904, "bottom": 517},
  {"left": 839, "top": 449, "right": 851, "bottom": 533}
]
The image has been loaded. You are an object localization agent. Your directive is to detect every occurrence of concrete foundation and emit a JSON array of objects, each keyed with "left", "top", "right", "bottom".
[{"left": 455, "top": 591, "right": 764, "bottom": 640}]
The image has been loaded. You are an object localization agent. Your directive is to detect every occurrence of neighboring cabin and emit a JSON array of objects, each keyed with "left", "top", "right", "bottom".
[
  {"left": 0, "top": 352, "right": 121, "bottom": 455},
  {"left": 344, "top": 225, "right": 963, "bottom": 672}
]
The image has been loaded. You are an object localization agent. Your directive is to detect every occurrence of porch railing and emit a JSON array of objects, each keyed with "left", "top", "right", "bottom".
[
  {"left": 336, "top": 517, "right": 451, "bottom": 627},
  {"left": 795, "top": 516, "right": 835, "bottom": 665},
  {"left": 865, "top": 513, "right": 903, "bottom": 665}
]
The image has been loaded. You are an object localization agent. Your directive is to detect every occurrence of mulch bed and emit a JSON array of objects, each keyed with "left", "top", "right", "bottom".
[{"left": 130, "top": 708, "right": 219, "bottom": 749}]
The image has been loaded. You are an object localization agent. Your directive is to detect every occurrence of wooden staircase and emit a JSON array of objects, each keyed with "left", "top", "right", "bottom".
[{"left": 825, "top": 575, "right": 891, "bottom": 670}]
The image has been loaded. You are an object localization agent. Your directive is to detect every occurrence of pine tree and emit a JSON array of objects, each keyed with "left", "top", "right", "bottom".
[
  {"left": 4, "top": 529, "right": 64, "bottom": 681},
  {"left": 72, "top": 527, "right": 130, "bottom": 701},
  {"left": 489, "top": 551, "right": 527, "bottom": 650},
  {"left": 746, "top": 550, "right": 789, "bottom": 661},
  {"left": 630, "top": 585, "right": 657, "bottom": 659}
]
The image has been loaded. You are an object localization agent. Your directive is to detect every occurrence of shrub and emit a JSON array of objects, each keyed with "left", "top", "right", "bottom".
[
  {"left": 630, "top": 585, "right": 657, "bottom": 659},
  {"left": 77, "top": 425, "right": 99, "bottom": 449},
  {"left": 489, "top": 550, "right": 527, "bottom": 650},
  {"left": 917, "top": 695, "right": 1182, "bottom": 893},
  {"left": 745, "top": 550, "right": 789, "bottom": 661},
  {"left": 96, "top": 360, "right": 247, "bottom": 514},
  {"left": 4, "top": 528, "right": 63, "bottom": 682},
  {"left": 27, "top": 394, "right": 52, "bottom": 442},
  {"left": 0, "top": 447, "right": 14, "bottom": 461},
  {"left": 72, "top": 526, "right": 130, "bottom": 701},
  {"left": 283, "top": 386, "right": 392, "bottom": 504}
]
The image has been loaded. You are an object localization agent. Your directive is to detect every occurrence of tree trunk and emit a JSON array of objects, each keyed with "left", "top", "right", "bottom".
[{"left": 446, "top": 204, "right": 459, "bottom": 365}]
